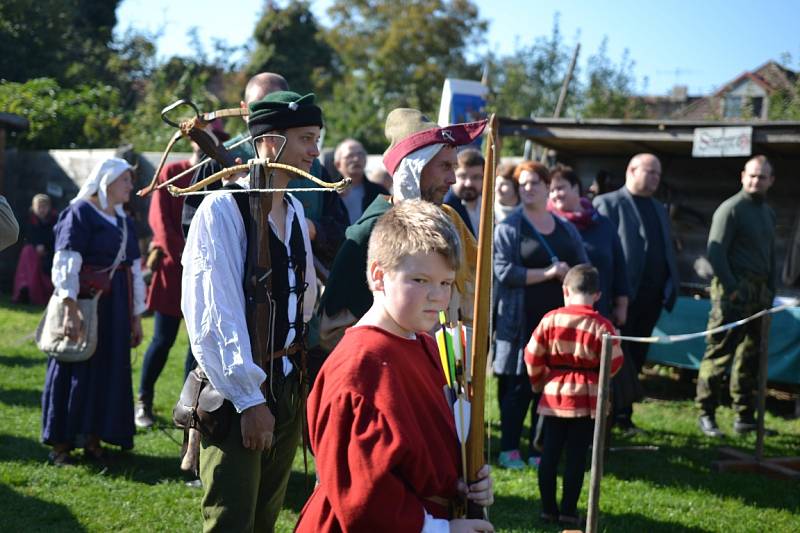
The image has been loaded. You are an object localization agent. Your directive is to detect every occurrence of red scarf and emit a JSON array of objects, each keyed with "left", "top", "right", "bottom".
[{"left": 548, "top": 197, "right": 598, "bottom": 231}]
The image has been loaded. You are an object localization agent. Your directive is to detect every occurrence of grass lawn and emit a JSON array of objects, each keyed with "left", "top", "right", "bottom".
[{"left": 1, "top": 295, "right": 798, "bottom": 532}]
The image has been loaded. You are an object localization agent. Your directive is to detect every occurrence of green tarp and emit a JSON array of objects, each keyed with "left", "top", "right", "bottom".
[{"left": 648, "top": 296, "right": 800, "bottom": 385}]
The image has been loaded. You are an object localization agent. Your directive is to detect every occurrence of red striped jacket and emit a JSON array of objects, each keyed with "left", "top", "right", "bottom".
[{"left": 523, "top": 304, "right": 623, "bottom": 418}]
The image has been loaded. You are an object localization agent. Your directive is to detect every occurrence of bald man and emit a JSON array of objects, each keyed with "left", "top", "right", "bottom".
[
  {"left": 594, "top": 153, "right": 679, "bottom": 433},
  {"left": 696, "top": 155, "right": 776, "bottom": 438},
  {"left": 181, "top": 72, "right": 290, "bottom": 235}
]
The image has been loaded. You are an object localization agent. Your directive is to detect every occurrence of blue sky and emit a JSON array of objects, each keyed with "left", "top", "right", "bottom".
[{"left": 116, "top": 0, "right": 800, "bottom": 96}]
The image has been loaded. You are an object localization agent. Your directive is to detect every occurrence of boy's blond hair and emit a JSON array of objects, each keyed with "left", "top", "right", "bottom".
[{"left": 367, "top": 199, "right": 461, "bottom": 273}]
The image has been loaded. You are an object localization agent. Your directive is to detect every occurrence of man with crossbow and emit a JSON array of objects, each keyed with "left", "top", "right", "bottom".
[{"left": 181, "top": 91, "right": 324, "bottom": 532}]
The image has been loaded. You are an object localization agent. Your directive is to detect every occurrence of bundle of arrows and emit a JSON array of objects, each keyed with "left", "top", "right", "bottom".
[{"left": 435, "top": 311, "right": 474, "bottom": 511}]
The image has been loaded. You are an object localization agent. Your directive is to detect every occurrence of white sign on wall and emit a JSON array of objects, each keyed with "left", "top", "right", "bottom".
[{"left": 692, "top": 126, "right": 753, "bottom": 158}]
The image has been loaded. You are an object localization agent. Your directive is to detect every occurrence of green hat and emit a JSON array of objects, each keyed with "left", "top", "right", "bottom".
[{"left": 247, "top": 91, "right": 323, "bottom": 138}]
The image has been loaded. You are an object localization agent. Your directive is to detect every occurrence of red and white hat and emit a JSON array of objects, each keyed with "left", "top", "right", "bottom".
[{"left": 382, "top": 108, "right": 487, "bottom": 176}]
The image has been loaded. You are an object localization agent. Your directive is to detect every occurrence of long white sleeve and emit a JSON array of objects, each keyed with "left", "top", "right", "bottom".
[
  {"left": 421, "top": 511, "right": 449, "bottom": 533},
  {"left": 131, "top": 260, "right": 146, "bottom": 316},
  {"left": 181, "top": 193, "right": 266, "bottom": 413},
  {"left": 52, "top": 250, "right": 82, "bottom": 300}
]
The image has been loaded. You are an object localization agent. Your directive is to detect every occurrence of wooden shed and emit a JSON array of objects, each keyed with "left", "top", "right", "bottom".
[{"left": 498, "top": 117, "right": 800, "bottom": 294}]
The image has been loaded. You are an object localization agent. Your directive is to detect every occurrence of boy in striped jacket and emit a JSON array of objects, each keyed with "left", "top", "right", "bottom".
[{"left": 524, "top": 264, "right": 624, "bottom": 526}]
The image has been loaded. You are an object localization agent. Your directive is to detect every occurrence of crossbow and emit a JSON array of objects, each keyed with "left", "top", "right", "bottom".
[{"left": 137, "top": 99, "right": 249, "bottom": 197}]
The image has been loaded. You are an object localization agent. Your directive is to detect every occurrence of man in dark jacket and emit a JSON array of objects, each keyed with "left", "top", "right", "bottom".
[
  {"left": 594, "top": 153, "right": 680, "bottom": 432},
  {"left": 333, "top": 138, "right": 388, "bottom": 225}
]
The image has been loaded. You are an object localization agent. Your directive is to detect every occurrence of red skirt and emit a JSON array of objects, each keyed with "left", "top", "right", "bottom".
[{"left": 12, "top": 244, "right": 54, "bottom": 305}]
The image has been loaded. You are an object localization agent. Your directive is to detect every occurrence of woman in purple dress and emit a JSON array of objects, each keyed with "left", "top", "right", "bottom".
[{"left": 42, "top": 158, "right": 146, "bottom": 465}]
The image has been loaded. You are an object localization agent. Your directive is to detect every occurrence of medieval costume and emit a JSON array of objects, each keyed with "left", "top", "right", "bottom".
[
  {"left": 319, "top": 109, "right": 485, "bottom": 350},
  {"left": 41, "top": 158, "right": 146, "bottom": 452},
  {"left": 136, "top": 159, "right": 195, "bottom": 427},
  {"left": 296, "top": 326, "right": 460, "bottom": 532},
  {"left": 181, "top": 91, "right": 319, "bottom": 532}
]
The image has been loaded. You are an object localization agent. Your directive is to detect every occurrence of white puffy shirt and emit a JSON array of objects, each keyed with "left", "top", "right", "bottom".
[{"left": 181, "top": 185, "right": 317, "bottom": 413}]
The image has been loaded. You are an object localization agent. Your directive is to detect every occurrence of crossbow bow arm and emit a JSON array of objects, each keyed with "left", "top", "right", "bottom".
[
  {"left": 167, "top": 159, "right": 351, "bottom": 197},
  {"left": 137, "top": 99, "right": 249, "bottom": 197}
]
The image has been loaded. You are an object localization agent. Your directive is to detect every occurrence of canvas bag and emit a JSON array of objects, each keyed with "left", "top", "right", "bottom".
[{"left": 35, "top": 216, "right": 128, "bottom": 362}]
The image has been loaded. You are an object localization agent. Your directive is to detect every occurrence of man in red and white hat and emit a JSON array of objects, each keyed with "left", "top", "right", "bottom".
[{"left": 318, "top": 108, "right": 486, "bottom": 350}]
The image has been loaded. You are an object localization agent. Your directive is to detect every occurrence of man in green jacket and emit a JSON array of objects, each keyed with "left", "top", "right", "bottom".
[{"left": 696, "top": 155, "right": 776, "bottom": 438}]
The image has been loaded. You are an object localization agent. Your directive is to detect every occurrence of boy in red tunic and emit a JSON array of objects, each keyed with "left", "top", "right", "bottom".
[
  {"left": 524, "top": 264, "right": 623, "bottom": 527},
  {"left": 297, "top": 199, "right": 494, "bottom": 532}
]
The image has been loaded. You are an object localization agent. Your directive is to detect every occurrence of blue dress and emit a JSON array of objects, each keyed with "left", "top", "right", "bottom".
[{"left": 41, "top": 200, "right": 140, "bottom": 449}]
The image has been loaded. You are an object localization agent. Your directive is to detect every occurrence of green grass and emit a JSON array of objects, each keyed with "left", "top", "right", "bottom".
[{"left": 1, "top": 295, "right": 799, "bottom": 532}]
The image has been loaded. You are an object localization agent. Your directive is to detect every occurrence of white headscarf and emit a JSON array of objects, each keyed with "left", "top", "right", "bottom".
[
  {"left": 391, "top": 143, "right": 444, "bottom": 202},
  {"left": 71, "top": 157, "right": 133, "bottom": 216}
]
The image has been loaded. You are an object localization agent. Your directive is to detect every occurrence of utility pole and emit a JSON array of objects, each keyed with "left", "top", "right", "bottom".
[{"left": 523, "top": 43, "right": 580, "bottom": 160}]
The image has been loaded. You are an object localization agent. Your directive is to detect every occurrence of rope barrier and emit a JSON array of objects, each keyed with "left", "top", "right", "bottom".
[{"left": 609, "top": 298, "right": 799, "bottom": 344}]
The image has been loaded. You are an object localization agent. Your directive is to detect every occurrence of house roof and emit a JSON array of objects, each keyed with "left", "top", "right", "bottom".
[
  {"left": 0, "top": 113, "right": 28, "bottom": 132},
  {"left": 498, "top": 117, "right": 800, "bottom": 157},
  {"left": 659, "top": 61, "right": 798, "bottom": 120}
]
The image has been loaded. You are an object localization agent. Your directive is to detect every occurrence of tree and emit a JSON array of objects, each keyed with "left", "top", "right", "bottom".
[
  {"left": 0, "top": 0, "right": 122, "bottom": 86},
  {"left": 0, "top": 78, "right": 123, "bottom": 149},
  {"left": 246, "top": 0, "right": 335, "bottom": 97},
  {"left": 485, "top": 16, "right": 579, "bottom": 155},
  {"left": 767, "top": 55, "right": 800, "bottom": 120},
  {"left": 321, "top": 0, "right": 487, "bottom": 152},
  {"left": 582, "top": 38, "right": 646, "bottom": 119}
]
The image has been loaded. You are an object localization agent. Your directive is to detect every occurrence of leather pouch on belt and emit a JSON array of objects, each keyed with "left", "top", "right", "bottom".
[{"left": 173, "top": 368, "right": 234, "bottom": 443}]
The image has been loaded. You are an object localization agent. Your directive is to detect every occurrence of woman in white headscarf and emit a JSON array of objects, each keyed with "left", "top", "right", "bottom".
[{"left": 41, "top": 157, "right": 146, "bottom": 466}]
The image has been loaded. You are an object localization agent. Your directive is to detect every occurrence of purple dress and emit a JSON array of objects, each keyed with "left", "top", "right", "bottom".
[{"left": 41, "top": 200, "right": 140, "bottom": 449}]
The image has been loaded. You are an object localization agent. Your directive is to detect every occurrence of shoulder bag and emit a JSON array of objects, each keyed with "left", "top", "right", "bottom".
[{"left": 35, "top": 215, "right": 128, "bottom": 362}]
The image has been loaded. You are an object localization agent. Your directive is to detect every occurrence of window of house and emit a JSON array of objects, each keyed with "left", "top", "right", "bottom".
[
  {"left": 724, "top": 95, "right": 742, "bottom": 118},
  {"left": 751, "top": 97, "right": 764, "bottom": 118}
]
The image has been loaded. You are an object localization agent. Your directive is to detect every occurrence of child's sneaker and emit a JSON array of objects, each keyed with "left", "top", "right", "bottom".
[
  {"left": 528, "top": 456, "right": 541, "bottom": 469},
  {"left": 498, "top": 450, "right": 525, "bottom": 470}
]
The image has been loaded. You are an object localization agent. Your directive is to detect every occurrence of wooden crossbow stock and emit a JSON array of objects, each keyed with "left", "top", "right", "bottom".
[{"left": 137, "top": 99, "right": 250, "bottom": 197}]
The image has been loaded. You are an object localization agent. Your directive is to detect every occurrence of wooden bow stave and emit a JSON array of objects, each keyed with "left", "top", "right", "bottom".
[{"left": 465, "top": 114, "right": 498, "bottom": 519}]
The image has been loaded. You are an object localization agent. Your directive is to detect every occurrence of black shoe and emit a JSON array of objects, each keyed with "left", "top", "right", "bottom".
[
  {"left": 558, "top": 514, "right": 584, "bottom": 528},
  {"left": 47, "top": 450, "right": 77, "bottom": 467},
  {"left": 733, "top": 418, "right": 778, "bottom": 436},
  {"left": 83, "top": 445, "right": 111, "bottom": 467},
  {"left": 135, "top": 401, "right": 155, "bottom": 429},
  {"left": 698, "top": 414, "right": 724, "bottom": 438},
  {"left": 616, "top": 418, "right": 643, "bottom": 437}
]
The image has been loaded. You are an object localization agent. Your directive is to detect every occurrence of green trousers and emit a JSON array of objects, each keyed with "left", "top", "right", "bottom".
[
  {"left": 199, "top": 371, "right": 302, "bottom": 533},
  {"left": 695, "top": 276, "right": 772, "bottom": 419}
]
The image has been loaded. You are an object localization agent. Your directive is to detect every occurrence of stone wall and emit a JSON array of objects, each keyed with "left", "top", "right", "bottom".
[{"left": 0, "top": 149, "right": 189, "bottom": 291}]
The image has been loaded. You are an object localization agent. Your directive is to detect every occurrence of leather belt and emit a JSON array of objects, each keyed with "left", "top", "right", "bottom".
[{"left": 423, "top": 495, "right": 450, "bottom": 507}]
